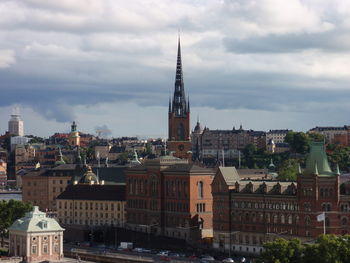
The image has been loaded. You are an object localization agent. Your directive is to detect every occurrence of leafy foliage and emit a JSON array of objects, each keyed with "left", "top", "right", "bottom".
[
  {"left": 258, "top": 235, "right": 350, "bottom": 263},
  {"left": 0, "top": 200, "right": 32, "bottom": 246}
]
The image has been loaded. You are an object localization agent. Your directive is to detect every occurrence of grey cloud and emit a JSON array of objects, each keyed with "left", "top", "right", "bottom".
[{"left": 223, "top": 29, "right": 350, "bottom": 53}]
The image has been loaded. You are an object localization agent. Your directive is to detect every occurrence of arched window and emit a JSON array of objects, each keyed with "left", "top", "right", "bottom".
[
  {"left": 295, "top": 215, "right": 300, "bottom": 224},
  {"left": 281, "top": 214, "right": 285, "bottom": 224},
  {"left": 273, "top": 214, "right": 278, "bottom": 224},
  {"left": 322, "top": 203, "right": 327, "bottom": 211},
  {"left": 341, "top": 217, "right": 348, "bottom": 226},
  {"left": 327, "top": 204, "right": 331, "bottom": 211},
  {"left": 198, "top": 181, "right": 204, "bottom": 198},
  {"left": 320, "top": 189, "right": 324, "bottom": 197},
  {"left": 177, "top": 123, "right": 185, "bottom": 140},
  {"left": 288, "top": 215, "right": 293, "bottom": 224},
  {"left": 305, "top": 216, "right": 311, "bottom": 226}
]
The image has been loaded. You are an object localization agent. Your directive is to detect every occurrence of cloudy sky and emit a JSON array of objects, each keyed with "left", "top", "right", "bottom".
[{"left": 1, "top": 0, "right": 350, "bottom": 138}]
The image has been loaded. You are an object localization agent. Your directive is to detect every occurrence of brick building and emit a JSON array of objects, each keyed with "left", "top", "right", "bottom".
[
  {"left": 212, "top": 142, "right": 350, "bottom": 256},
  {"left": 126, "top": 156, "right": 215, "bottom": 244},
  {"left": 167, "top": 38, "right": 191, "bottom": 160}
]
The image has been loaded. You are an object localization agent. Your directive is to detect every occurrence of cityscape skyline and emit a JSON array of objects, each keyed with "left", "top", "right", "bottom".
[{"left": 1, "top": 1, "right": 350, "bottom": 137}]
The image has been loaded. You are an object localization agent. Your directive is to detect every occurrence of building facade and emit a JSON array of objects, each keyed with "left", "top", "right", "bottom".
[
  {"left": 308, "top": 126, "right": 350, "bottom": 147},
  {"left": 9, "top": 206, "right": 64, "bottom": 262},
  {"left": 126, "top": 156, "right": 215, "bottom": 243},
  {"left": 266, "top": 129, "right": 291, "bottom": 144},
  {"left": 196, "top": 127, "right": 266, "bottom": 160},
  {"left": 8, "top": 109, "right": 24, "bottom": 137},
  {"left": 168, "top": 38, "right": 191, "bottom": 159},
  {"left": 56, "top": 166, "right": 126, "bottom": 228},
  {"left": 212, "top": 142, "right": 350, "bottom": 256},
  {"left": 22, "top": 164, "right": 79, "bottom": 211}
]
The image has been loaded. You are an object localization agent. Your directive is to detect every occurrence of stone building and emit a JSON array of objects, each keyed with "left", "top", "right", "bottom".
[
  {"left": 9, "top": 206, "right": 64, "bottom": 262},
  {"left": 212, "top": 142, "right": 350, "bottom": 256},
  {"left": 56, "top": 166, "right": 126, "bottom": 227},
  {"left": 266, "top": 129, "right": 291, "bottom": 144},
  {"left": 196, "top": 127, "right": 266, "bottom": 160},
  {"left": 308, "top": 126, "right": 350, "bottom": 147},
  {"left": 126, "top": 155, "right": 215, "bottom": 244}
]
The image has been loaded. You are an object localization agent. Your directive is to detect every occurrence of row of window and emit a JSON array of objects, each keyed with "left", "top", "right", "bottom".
[
  {"left": 232, "top": 201, "right": 299, "bottom": 211},
  {"left": 58, "top": 201, "right": 122, "bottom": 211},
  {"left": 59, "top": 218, "right": 123, "bottom": 226},
  {"left": 128, "top": 177, "right": 159, "bottom": 196},
  {"left": 59, "top": 211, "right": 122, "bottom": 220},
  {"left": 232, "top": 211, "right": 300, "bottom": 225}
]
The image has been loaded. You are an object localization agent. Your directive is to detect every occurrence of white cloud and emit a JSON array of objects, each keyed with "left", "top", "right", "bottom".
[
  {"left": 0, "top": 49, "right": 15, "bottom": 68},
  {"left": 0, "top": 0, "right": 350, "bottom": 136}
]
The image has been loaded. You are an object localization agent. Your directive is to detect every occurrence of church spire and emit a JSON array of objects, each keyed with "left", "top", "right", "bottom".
[{"left": 172, "top": 36, "right": 187, "bottom": 117}]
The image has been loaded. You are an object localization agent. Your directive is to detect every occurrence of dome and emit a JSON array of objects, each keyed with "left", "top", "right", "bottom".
[
  {"left": 9, "top": 206, "right": 64, "bottom": 233},
  {"left": 194, "top": 121, "right": 202, "bottom": 133},
  {"left": 79, "top": 165, "right": 99, "bottom": 184}
]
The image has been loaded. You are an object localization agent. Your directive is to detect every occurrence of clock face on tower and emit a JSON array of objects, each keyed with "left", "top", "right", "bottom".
[{"left": 178, "top": 144, "right": 185, "bottom": 151}]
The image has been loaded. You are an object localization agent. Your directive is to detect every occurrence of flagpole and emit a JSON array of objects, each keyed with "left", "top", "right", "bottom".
[{"left": 323, "top": 212, "right": 326, "bottom": 235}]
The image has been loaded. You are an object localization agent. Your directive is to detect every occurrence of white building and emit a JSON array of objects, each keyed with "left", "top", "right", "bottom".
[
  {"left": 9, "top": 206, "right": 64, "bottom": 262},
  {"left": 266, "top": 129, "right": 290, "bottom": 144},
  {"left": 8, "top": 110, "right": 24, "bottom": 136}
]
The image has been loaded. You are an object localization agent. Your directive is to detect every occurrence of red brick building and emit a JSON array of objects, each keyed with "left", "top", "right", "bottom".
[
  {"left": 212, "top": 142, "right": 349, "bottom": 255},
  {"left": 168, "top": 38, "right": 191, "bottom": 160},
  {"left": 126, "top": 156, "right": 215, "bottom": 243}
]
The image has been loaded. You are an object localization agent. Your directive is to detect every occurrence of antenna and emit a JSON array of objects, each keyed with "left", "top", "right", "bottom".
[
  {"left": 222, "top": 149, "right": 225, "bottom": 167},
  {"left": 238, "top": 150, "right": 241, "bottom": 169}
]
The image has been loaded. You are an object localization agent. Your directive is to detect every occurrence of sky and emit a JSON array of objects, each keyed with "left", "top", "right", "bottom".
[{"left": 1, "top": 0, "right": 350, "bottom": 138}]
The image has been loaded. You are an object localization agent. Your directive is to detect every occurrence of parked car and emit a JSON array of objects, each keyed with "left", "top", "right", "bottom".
[
  {"left": 222, "top": 258, "right": 235, "bottom": 263},
  {"left": 132, "top": 247, "right": 144, "bottom": 253},
  {"left": 157, "top": 250, "right": 170, "bottom": 256},
  {"left": 201, "top": 256, "right": 215, "bottom": 261}
]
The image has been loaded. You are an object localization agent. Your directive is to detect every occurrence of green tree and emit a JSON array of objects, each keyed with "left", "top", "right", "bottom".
[
  {"left": 285, "top": 131, "right": 309, "bottom": 154},
  {"left": 258, "top": 238, "right": 304, "bottom": 263},
  {"left": 277, "top": 159, "right": 299, "bottom": 181},
  {"left": 0, "top": 200, "right": 32, "bottom": 246}
]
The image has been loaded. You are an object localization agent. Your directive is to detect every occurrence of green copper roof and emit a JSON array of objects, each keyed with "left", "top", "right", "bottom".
[
  {"left": 9, "top": 206, "right": 64, "bottom": 233},
  {"left": 304, "top": 142, "right": 335, "bottom": 177}
]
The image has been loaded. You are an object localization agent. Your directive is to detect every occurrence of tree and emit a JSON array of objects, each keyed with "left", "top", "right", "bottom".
[
  {"left": 277, "top": 159, "right": 299, "bottom": 181},
  {"left": 285, "top": 131, "right": 309, "bottom": 154},
  {"left": 258, "top": 235, "right": 350, "bottom": 263},
  {"left": 0, "top": 200, "right": 32, "bottom": 246},
  {"left": 258, "top": 238, "right": 304, "bottom": 263}
]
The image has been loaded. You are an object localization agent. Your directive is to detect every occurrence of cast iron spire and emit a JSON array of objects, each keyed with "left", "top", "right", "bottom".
[{"left": 172, "top": 37, "right": 187, "bottom": 117}]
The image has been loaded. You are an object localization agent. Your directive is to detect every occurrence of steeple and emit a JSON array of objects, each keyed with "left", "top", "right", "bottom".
[{"left": 171, "top": 36, "right": 188, "bottom": 117}]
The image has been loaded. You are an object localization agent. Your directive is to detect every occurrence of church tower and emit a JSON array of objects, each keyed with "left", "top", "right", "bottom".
[
  {"left": 69, "top": 121, "right": 80, "bottom": 147},
  {"left": 168, "top": 38, "right": 192, "bottom": 159}
]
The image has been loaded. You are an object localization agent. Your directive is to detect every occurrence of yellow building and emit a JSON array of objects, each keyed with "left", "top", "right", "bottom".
[
  {"left": 68, "top": 121, "right": 80, "bottom": 147},
  {"left": 56, "top": 166, "right": 126, "bottom": 228}
]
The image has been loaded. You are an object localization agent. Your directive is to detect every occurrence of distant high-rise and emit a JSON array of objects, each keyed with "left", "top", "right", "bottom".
[{"left": 8, "top": 107, "right": 24, "bottom": 136}]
